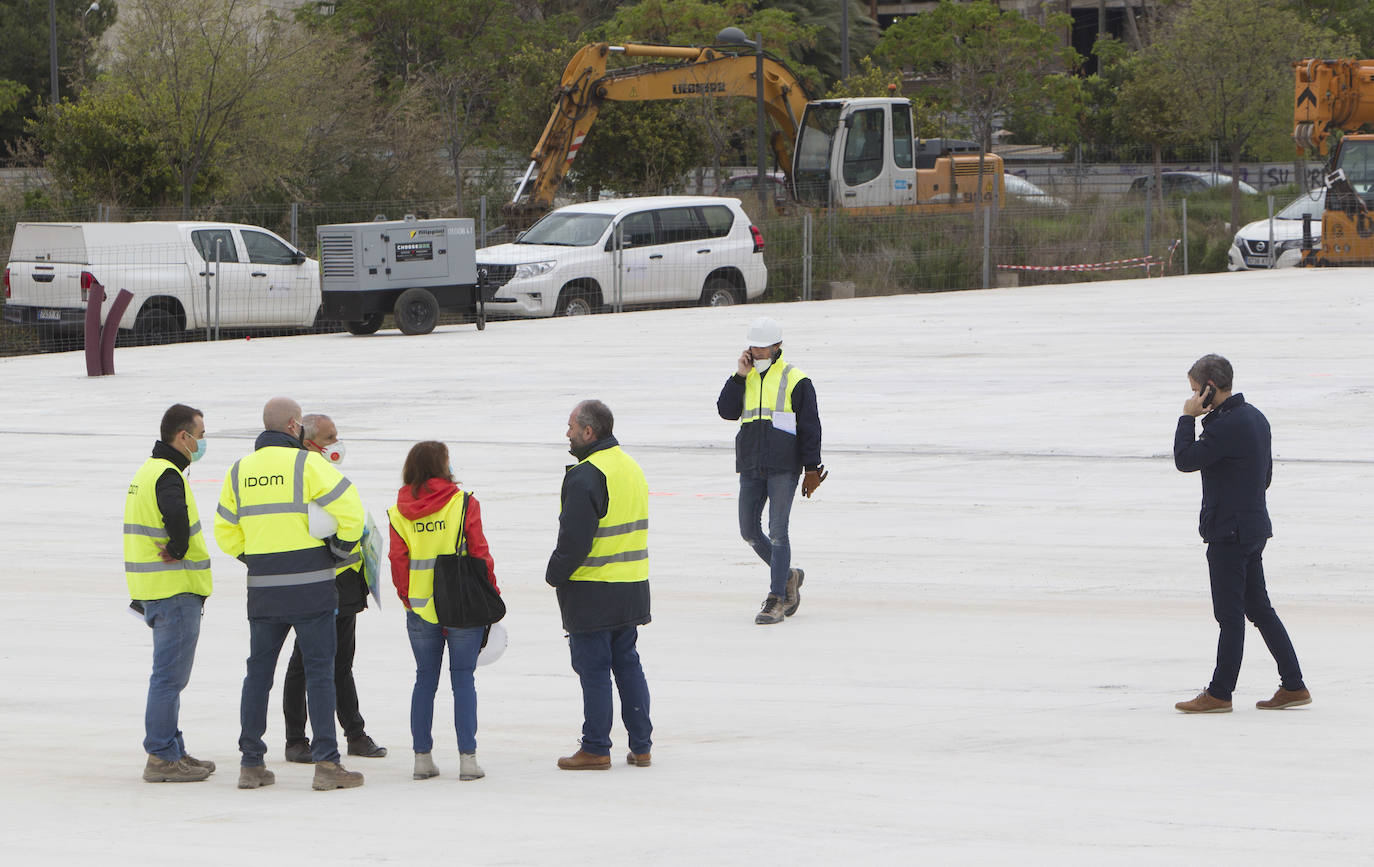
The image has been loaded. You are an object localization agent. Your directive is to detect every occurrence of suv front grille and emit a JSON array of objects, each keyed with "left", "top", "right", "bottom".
[{"left": 477, "top": 264, "right": 515, "bottom": 300}]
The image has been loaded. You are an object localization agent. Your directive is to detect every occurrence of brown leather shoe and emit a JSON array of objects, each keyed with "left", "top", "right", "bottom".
[
  {"left": 1175, "top": 690, "right": 1232, "bottom": 713},
  {"left": 1256, "top": 687, "right": 1312, "bottom": 709},
  {"left": 557, "top": 749, "right": 611, "bottom": 770},
  {"left": 626, "top": 752, "right": 651, "bottom": 767}
]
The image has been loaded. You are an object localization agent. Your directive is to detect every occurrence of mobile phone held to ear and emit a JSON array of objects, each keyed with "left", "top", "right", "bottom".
[{"left": 1200, "top": 384, "right": 1216, "bottom": 409}]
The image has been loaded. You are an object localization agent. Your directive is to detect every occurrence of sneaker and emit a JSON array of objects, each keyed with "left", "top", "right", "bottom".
[
  {"left": 754, "top": 594, "right": 785, "bottom": 625},
  {"left": 284, "top": 740, "right": 313, "bottom": 764},
  {"left": 557, "top": 749, "right": 611, "bottom": 770},
  {"left": 459, "top": 753, "right": 485, "bottom": 781},
  {"left": 1175, "top": 690, "right": 1233, "bottom": 714},
  {"left": 1256, "top": 687, "right": 1312, "bottom": 709},
  {"left": 182, "top": 754, "right": 216, "bottom": 775},
  {"left": 413, "top": 752, "right": 440, "bottom": 780},
  {"left": 237, "top": 765, "right": 276, "bottom": 789},
  {"left": 312, "top": 760, "right": 364, "bottom": 790},
  {"left": 783, "top": 567, "right": 805, "bottom": 617},
  {"left": 347, "top": 734, "right": 388, "bottom": 758},
  {"left": 626, "top": 752, "right": 651, "bottom": 767},
  {"left": 143, "top": 754, "right": 211, "bottom": 783}
]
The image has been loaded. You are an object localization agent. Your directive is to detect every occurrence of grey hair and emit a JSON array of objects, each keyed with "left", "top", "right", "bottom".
[
  {"left": 302, "top": 413, "right": 332, "bottom": 441},
  {"left": 1188, "top": 354, "right": 1234, "bottom": 391},
  {"left": 573, "top": 399, "right": 615, "bottom": 439}
]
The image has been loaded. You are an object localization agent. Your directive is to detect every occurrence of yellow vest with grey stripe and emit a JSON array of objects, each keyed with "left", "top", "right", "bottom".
[
  {"left": 214, "top": 442, "right": 364, "bottom": 618},
  {"left": 387, "top": 489, "right": 466, "bottom": 625},
  {"left": 741, "top": 354, "right": 806, "bottom": 431},
  {"left": 570, "top": 447, "right": 649, "bottom": 584},
  {"left": 124, "top": 457, "right": 212, "bottom": 600}
]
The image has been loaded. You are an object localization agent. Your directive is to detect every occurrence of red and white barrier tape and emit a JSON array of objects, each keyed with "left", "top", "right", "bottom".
[{"left": 999, "top": 240, "right": 1183, "bottom": 276}]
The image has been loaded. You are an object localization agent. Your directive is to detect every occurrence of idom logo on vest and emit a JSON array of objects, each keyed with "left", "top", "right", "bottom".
[
  {"left": 244, "top": 474, "right": 286, "bottom": 487},
  {"left": 414, "top": 519, "right": 445, "bottom": 532}
]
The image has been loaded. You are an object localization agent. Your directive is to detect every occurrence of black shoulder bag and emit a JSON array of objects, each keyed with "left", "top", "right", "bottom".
[{"left": 432, "top": 493, "right": 507, "bottom": 629}]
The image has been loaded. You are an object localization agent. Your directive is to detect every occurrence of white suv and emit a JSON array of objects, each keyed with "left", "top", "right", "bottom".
[
  {"left": 477, "top": 196, "right": 767, "bottom": 316},
  {"left": 1227, "top": 190, "right": 1324, "bottom": 270}
]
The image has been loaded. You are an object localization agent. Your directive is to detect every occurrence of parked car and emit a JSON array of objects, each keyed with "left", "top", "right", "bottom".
[
  {"left": 1128, "top": 171, "right": 1259, "bottom": 196},
  {"left": 1227, "top": 189, "right": 1325, "bottom": 271},
  {"left": 1002, "top": 174, "right": 1069, "bottom": 207},
  {"left": 477, "top": 196, "right": 767, "bottom": 317},
  {"left": 3, "top": 221, "right": 319, "bottom": 343},
  {"left": 717, "top": 172, "right": 789, "bottom": 202}
]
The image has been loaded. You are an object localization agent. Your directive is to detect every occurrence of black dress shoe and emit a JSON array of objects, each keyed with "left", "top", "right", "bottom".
[
  {"left": 347, "top": 734, "right": 388, "bottom": 758},
  {"left": 284, "top": 740, "right": 314, "bottom": 763}
]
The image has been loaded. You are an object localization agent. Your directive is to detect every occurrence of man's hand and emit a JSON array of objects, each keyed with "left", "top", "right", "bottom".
[
  {"left": 1182, "top": 391, "right": 1208, "bottom": 417},
  {"left": 802, "top": 465, "right": 829, "bottom": 498},
  {"left": 737, "top": 350, "right": 752, "bottom": 377},
  {"left": 155, "top": 541, "right": 177, "bottom": 563}
]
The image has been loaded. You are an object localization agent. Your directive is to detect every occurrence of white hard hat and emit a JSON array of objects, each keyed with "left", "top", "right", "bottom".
[
  {"left": 746, "top": 316, "right": 782, "bottom": 347},
  {"left": 477, "top": 623, "right": 508, "bottom": 666}
]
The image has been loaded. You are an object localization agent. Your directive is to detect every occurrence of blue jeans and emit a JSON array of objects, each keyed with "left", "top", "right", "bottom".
[
  {"left": 239, "top": 610, "right": 338, "bottom": 765},
  {"left": 1206, "top": 539, "right": 1304, "bottom": 701},
  {"left": 140, "top": 593, "right": 204, "bottom": 760},
  {"left": 568, "top": 627, "right": 652, "bottom": 756},
  {"left": 406, "top": 610, "right": 483, "bottom": 754},
  {"left": 738, "top": 471, "right": 800, "bottom": 597}
]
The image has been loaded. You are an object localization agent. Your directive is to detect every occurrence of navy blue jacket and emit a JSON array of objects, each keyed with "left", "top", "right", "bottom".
[
  {"left": 717, "top": 372, "right": 821, "bottom": 475},
  {"left": 545, "top": 436, "right": 652, "bottom": 634},
  {"left": 1174, "top": 393, "right": 1273, "bottom": 543}
]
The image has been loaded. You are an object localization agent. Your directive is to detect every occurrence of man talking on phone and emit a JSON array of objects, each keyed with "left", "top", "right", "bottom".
[
  {"left": 1172, "top": 354, "right": 1310, "bottom": 714},
  {"left": 717, "top": 317, "right": 825, "bottom": 625}
]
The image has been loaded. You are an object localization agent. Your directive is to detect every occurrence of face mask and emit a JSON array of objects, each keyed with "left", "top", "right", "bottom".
[
  {"left": 754, "top": 358, "right": 773, "bottom": 374},
  {"left": 447, "top": 464, "right": 455, "bottom": 479},
  {"left": 189, "top": 436, "right": 207, "bottom": 463},
  {"left": 315, "top": 441, "right": 346, "bottom": 466}
]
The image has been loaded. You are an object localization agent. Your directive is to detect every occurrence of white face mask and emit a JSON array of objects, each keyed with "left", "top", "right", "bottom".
[
  {"left": 754, "top": 358, "right": 773, "bottom": 374},
  {"left": 320, "top": 441, "right": 346, "bottom": 466}
]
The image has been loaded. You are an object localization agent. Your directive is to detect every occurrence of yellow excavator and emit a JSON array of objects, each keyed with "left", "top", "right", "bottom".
[
  {"left": 1292, "top": 58, "right": 1374, "bottom": 265},
  {"left": 507, "top": 35, "right": 1004, "bottom": 226}
]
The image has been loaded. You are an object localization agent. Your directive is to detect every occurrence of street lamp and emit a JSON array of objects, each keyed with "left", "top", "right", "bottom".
[
  {"left": 79, "top": 2, "right": 100, "bottom": 89},
  {"left": 718, "top": 27, "right": 769, "bottom": 217}
]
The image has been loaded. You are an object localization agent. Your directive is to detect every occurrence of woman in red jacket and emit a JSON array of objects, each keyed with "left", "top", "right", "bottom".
[{"left": 387, "top": 441, "right": 498, "bottom": 782}]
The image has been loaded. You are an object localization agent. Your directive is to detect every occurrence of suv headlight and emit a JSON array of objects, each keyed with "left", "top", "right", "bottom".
[
  {"left": 514, "top": 260, "right": 556, "bottom": 280},
  {"left": 1275, "top": 238, "right": 1305, "bottom": 252}
]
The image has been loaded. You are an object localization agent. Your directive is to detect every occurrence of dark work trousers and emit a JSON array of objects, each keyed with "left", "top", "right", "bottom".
[
  {"left": 284, "top": 612, "right": 365, "bottom": 744},
  {"left": 1205, "top": 539, "right": 1305, "bottom": 701}
]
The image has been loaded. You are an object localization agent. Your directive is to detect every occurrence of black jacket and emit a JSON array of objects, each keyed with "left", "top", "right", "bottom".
[
  {"left": 717, "top": 370, "right": 821, "bottom": 475},
  {"left": 1174, "top": 393, "right": 1273, "bottom": 543},
  {"left": 150, "top": 440, "right": 193, "bottom": 560},
  {"left": 545, "top": 436, "right": 652, "bottom": 634}
]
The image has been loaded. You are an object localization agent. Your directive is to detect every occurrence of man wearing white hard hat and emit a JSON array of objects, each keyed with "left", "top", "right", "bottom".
[
  {"left": 717, "top": 316, "right": 826, "bottom": 625},
  {"left": 281, "top": 413, "right": 387, "bottom": 764}
]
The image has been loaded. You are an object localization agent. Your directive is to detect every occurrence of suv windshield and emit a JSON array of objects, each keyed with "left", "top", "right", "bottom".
[
  {"left": 519, "top": 212, "right": 613, "bottom": 246},
  {"left": 1276, "top": 190, "right": 1325, "bottom": 220}
]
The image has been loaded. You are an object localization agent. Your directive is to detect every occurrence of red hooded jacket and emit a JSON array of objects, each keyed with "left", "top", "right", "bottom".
[{"left": 389, "top": 478, "right": 498, "bottom": 609}]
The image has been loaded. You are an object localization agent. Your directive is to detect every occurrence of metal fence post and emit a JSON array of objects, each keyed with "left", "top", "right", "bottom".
[
  {"left": 290, "top": 202, "right": 299, "bottom": 248},
  {"left": 613, "top": 222, "right": 624, "bottom": 313},
  {"left": 982, "top": 206, "right": 991, "bottom": 290},
  {"left": 1144, "top": 190, "right": 1152, "bottom": 275},
  {"left": 1267, "top": 195, "right": 1275, "bottom": 269},
  {"left": 802, "top": 212, "right": 812, "bottom": 301},
  {"left": 214, "top": 238, "right": 223, "bottom": 340},
  {"left": 1181, "top": 197, "right": 1189, "bottom": 275},
  {"left": 479, "top": 196, "right": 487, "bottom": 247}
]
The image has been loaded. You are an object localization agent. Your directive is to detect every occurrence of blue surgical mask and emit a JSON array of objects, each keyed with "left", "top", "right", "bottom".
[{"left": 190, "top": 436, "right": 207, "bottom": 463}]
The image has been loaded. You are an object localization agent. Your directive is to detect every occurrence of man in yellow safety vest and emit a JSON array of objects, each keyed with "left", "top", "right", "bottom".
[{"left": 546, "top": 400, "right": 653, "bottom": 771}]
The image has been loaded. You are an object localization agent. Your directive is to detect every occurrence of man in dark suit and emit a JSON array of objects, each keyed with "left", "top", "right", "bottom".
[{"left": 1173, "top": 354, "right": 1310, "bottom": 714}]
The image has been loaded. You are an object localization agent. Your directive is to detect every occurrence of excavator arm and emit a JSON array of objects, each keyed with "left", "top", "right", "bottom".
[
  {"left": 1293, "top": 58, "right": 1374, "bottom": 154},
  {"left": 508, "top": 42, "right": 812, "bottom": 224}
]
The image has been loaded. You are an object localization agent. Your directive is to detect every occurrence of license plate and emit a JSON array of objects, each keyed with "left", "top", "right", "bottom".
[
  {"left": 1243, "top": 256, "right": 1270, "bottom": 268},
  {"left": 37, "top": 308, "right": 62, "bottom": 321}
]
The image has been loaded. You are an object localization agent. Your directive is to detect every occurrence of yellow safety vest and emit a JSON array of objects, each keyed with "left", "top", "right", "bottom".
[
  {"left": 123, "top": 457, "right": 212, "bottom": 600},
  {"left": 741, "top": 353, "right": 807, "bottom": 432},
  {"left": 388, "top": 489, "right": 466, "bottom": 624},
  {"left": 570, "top": 447, "right": 649, "bottom": 584}
]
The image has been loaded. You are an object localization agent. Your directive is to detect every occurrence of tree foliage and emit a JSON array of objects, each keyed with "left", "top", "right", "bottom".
[{"left": 0, "top": 0, "right": 115, "bottom": 148}]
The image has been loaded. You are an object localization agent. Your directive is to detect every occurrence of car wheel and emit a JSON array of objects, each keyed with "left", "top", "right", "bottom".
[
  {"left": 701, "top": 278, "right": 740, "bottom": 307},
  {"left": 133, "top": 303, "right": 181, "bottom": 345},
  {"left": 394, "top": 288, "right": 439, "bottom": 335},
  {"left": 556, "top": 286, "right": 600, "bottom": 316},
  {"left": 344, "top": 312, "right": 385, "bottom": 335}
]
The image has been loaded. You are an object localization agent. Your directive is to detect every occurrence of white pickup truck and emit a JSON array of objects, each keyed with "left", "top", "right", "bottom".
[{"left": 2, "top": 221, "right": 321, "bottom": 343}]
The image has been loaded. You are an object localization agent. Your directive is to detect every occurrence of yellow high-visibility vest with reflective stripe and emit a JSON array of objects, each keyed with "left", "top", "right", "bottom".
[
  {"left": 741, "top": 354, "right": 806, "bottom": 429},
  {"left": 124, "top": 457, "right": 212, "bottom": 600},
  {"left": 388, "top": 489, "right": 466, "bottom": 624},
  {"left": 570, "top": 446, "right": 649, "bottom": 584}
]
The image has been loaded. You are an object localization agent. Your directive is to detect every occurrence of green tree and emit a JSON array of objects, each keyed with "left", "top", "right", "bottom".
[
  {"left": 1289, "top": 0, "right": 1374, "bottom": 56},
  {"left": 873, "top": 0, "right": 1080, "bottom": 153},
  {"left": 0, "top": 0, "right": 115, "bottom": 148},
  {"left": 759, "top": 0, "right": 880, "bottom": 89},
  {"left": 1142, "top": 0, "right": 1352, "bottom": 229}
]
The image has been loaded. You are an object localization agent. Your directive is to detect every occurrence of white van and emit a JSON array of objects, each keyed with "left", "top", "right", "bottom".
[
  {"left": 3, "top": 221, "right": 319, "bottom": 341},
  {"left": 477, "top": 196, "right": 767, "bottom": 317}
]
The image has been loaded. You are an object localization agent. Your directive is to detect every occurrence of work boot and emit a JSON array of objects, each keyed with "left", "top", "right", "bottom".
[
  {"left": 459, "top": 753, "right": 485, "bottom": 781},
  {"left": 783, "top": 567, "right": 805, "bottom": 617},
  {"left": 181, "top": 754, "right": 216, "bottom": 774},
  {"left": 312, "top": 761, "right": 364, "bottom": 790},
  {"left": 557, "top": 749, "right": 611, "bottom": 770},
  {"left": 347, "top": 734, "right": 387, "bottom": 758},
  {"left": 754, "top": 594, "right": 785, "bottom": 625},
  {"left": 143, "top": 755, "right": 210, "bottom": 783},
  {"left": 237, "top": 765, "right": 276, "bottom": 789},
  {"left": 284, "top": 740, "right": 313, "bottom": 764},
  {"left": 413, "top": 752, "right": 440, "bottom": 780},
  {"left": 1256, "top": 687, "right": 1313, "bottom": 709},
  {"left": 1175, "top": 690, "right": 1233, "bottom": 714},
  {"left": 626, "top": 752, "right": 652, "bottom": 767}
]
